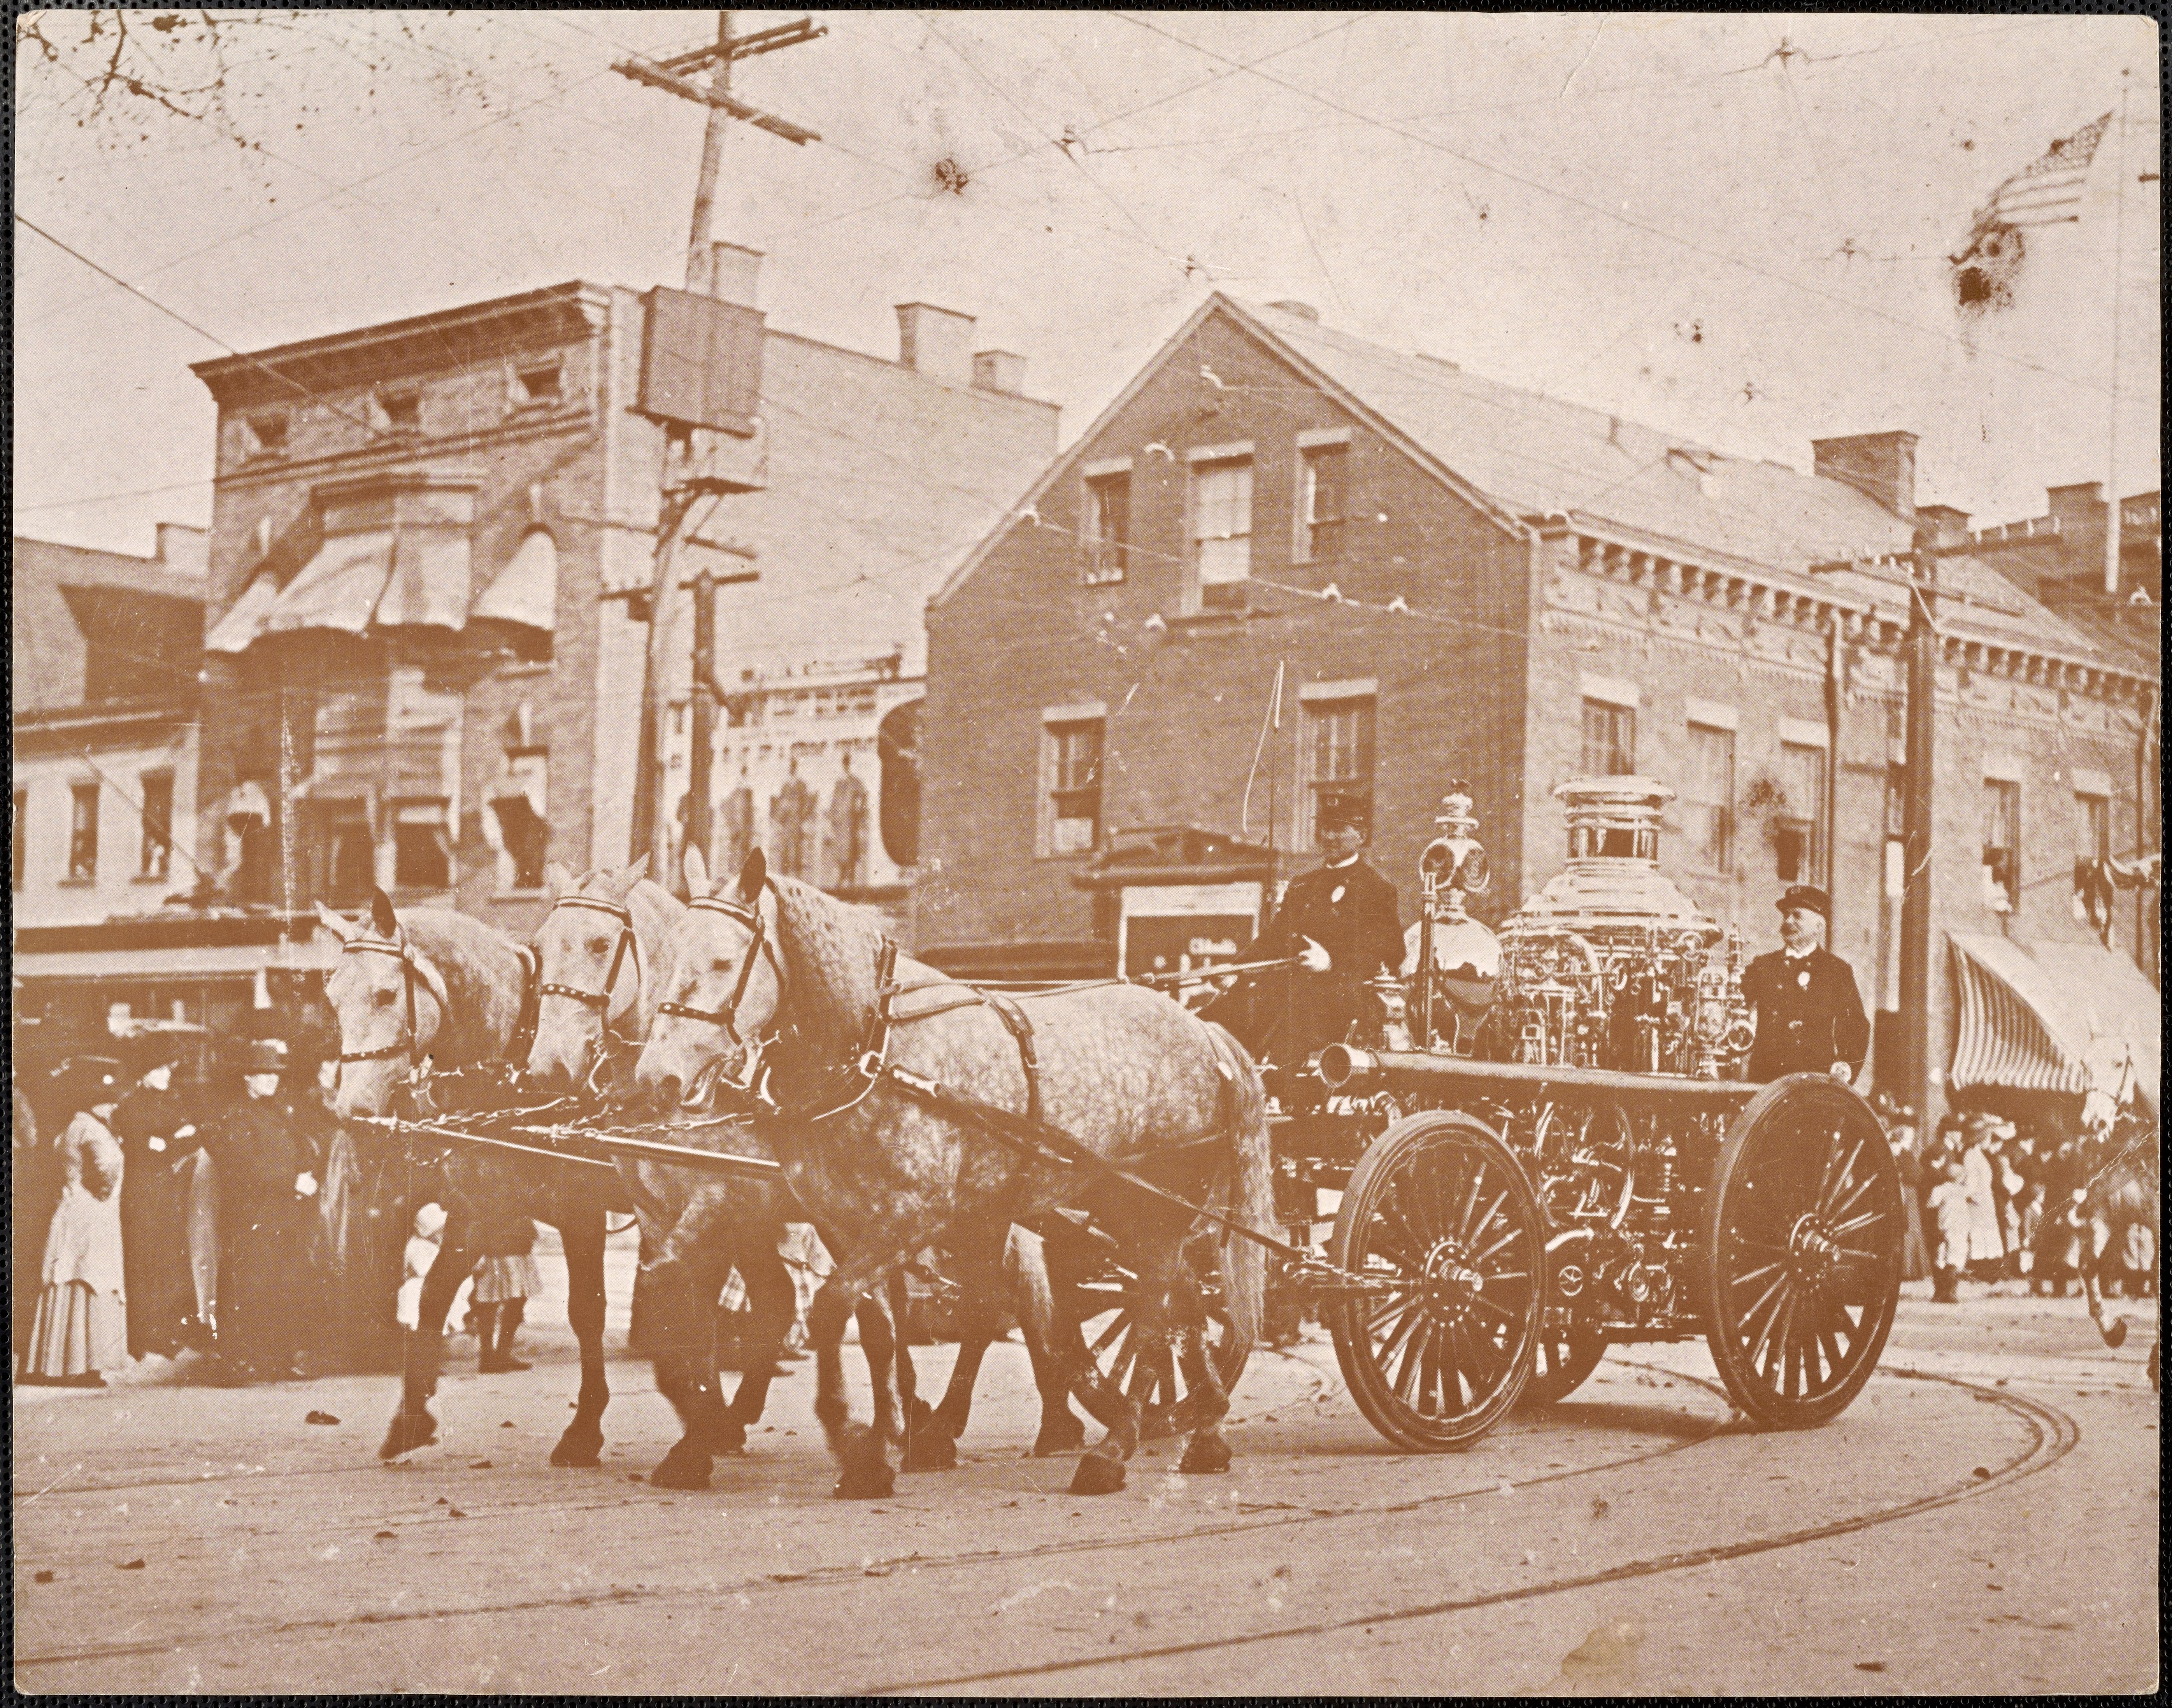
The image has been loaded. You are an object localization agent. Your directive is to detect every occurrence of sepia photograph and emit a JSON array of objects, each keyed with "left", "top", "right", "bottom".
[{"left": 11, "top": 9, "right": 2160, "bottom": 1694}]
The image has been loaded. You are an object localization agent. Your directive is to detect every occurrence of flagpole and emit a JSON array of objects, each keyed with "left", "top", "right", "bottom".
[{"left": 2103, "top": 68, "right": 2130, "bottom": 596}]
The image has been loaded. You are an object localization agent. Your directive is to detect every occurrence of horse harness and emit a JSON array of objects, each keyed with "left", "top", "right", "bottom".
[
  {"left": 539, "top": 894, "right": 644, "bottom": 1044},
  {"left": 337, "top": 931, "right": 541, "bottom": 1068},
  {"left": 672, "top": 896, "right": 1300, "bottom": 1263},
  {"left": 656, "top": 893, "right": 787, "bottom": 1046}
]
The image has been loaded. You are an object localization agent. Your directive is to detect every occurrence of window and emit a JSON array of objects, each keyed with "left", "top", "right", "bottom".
[
  {"left": 245, "top": 412, "right": 288, "bottom": 456},
  {"left": 1190, "top": 457, "right": 1253, "bottom": 608},
  {"left": 1082, "top": 472, "right": 1130, "bottom": 585},
  {"left": 1580, "top": 699, "right": 1636, "bottom": 776},
  {"left": 1982, "top": 779, "right": 2020, "bottom": 913},
  {"left": 139, "top": 772, "right": 174, "bottom": 881},
  {"left": 516, "top": 360, "right": 563, "bottom": 405},
  {"left": 310, "top": 798, "right": 376, "bottom": 907},
  {"left": 2075, "top": 792, "right": 2111, "bottom": 864},
  {"left": 393, "top": 801, "right": 453, "bottom": 893},
  {"left": 1040, "top": 719, "right": 1104, "bottom": 856},
  {"left": 489, "top": 794, "right": 549, "bottom": 891},
  {"left": 67, "top": 782, "right": 100, "bottom": 882},
  {"left": 1297, "top": 444, "right": 1347, "bottom": 563},
  {"left": 1773, "top": 742, "right": 1827, "bottom": 885},
  {"left": 12, "top": 789, "right": 25, "bottom": 891},
  {"left": 1304, "top": 695, "right": 1375, "bottom": 847},
  {"left": 1884, "top": 764, "right": 1908, "bottom": 899},
  {"left": 1683, "top": 724, "right": 1734, "bottom": 871},
  {"left": 377, "top": 386, "right": 421, "bottom": 431}
]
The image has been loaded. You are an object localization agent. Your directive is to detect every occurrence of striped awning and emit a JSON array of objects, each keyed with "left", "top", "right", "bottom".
[{"left": 1949, "top": 933, "right": 2161, "bottom": 1109}]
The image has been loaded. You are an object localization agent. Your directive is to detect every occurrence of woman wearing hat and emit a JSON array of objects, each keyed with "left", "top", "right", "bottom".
[
  {"left": 113, "top": 1034, "right": 199, "bottom": 1359},
  {"left": 1740, "top": 884, "right": 1870, "bottom": 1085},
  {"left": 205, "top": 1038, "right": 320, "bottom": 1382},
  {"left": 22, "top": 1057, "right": 130, "bottom": 1385}
]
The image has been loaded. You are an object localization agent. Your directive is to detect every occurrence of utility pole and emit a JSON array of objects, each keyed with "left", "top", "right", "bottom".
[
  {"left": 1897, "top": 530, "right": 1940, "bottom": 1125},
  {"left": 2103, "top": 68, "right": 2130, "bottom": 596},
  {"left": 616, "top": 12, "right": 823, "bottom": 877}
]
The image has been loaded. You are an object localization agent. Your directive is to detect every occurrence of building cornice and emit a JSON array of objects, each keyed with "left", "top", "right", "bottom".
[{"left": 209, "top": 407, "right": 594, "bottom": 493}]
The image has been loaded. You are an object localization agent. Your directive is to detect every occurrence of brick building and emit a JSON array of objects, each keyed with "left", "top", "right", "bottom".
[
  {"left": 920, "top": 295, "right": 2158, "bottom": 1113},
  {"left": 187, "top": 254, "right": 1056, "bottom": 936}
]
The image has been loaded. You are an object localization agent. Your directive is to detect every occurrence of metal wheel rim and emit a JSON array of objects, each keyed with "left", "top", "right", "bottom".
[
  {"left": 1706, "top": 1077, "right": 1902, "bottom": 1427},
  {"left": 1329, "top": 1114, "right": 1542, "bottom": 1448}
]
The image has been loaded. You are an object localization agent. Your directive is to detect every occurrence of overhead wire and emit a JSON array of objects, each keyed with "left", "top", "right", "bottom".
[{"left": 1109, "top": 11, "right": 2132, "bottom": 399}]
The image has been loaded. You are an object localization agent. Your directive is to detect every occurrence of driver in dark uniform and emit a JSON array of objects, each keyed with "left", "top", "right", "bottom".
[
  {"left": 1741, "top": 884, "right": 1871, "bottom": 1085},
  {"left": 1206, "top": 794, "right": 1405, "bottom": 1075}
]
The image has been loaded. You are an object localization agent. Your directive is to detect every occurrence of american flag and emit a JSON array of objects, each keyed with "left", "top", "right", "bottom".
[{"left": 1967, "top": 112, "right": 2114, "bottom": 234}]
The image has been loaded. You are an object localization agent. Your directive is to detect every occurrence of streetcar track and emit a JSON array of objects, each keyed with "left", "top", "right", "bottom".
[
  {"left": 857, "top": 1367, "right": 2082, "bottom": 1695},
  {"left": 14, "top": 1361, "right": 2076, "bottom": 1681},
  {"left": 14, "top": 1351, "right": 1729, "bottom": 1671}
]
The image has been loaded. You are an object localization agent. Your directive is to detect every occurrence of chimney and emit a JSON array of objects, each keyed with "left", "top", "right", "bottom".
[
  {"left": 895, "top": 303, "right": 977, "bottom": 385},
  {"left": 2045, "top": 481, "right": 2107, "bottom": 538},
  {"left": 1267, "top": 300, "right": 1320, "bottom": 322},
  {"left": 1811, "top": 430, "right": 1918, "bottom": 519},
  {"left": 972, "top": 350, "right": 1027, "bottom": 395},
  {"left": 154, "top": 522, "right": 209, "bottom": 577},
  {"left": 1916, "top": 503, "right": 1972, "bottom": 547},
  {"left": 707, "top": 242, "right": 764, "bottom": 309}
]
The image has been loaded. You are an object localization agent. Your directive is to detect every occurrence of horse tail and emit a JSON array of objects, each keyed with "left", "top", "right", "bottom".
[{"left": 1202, "top": 1020, "right": 1274, "bottom": 1360}]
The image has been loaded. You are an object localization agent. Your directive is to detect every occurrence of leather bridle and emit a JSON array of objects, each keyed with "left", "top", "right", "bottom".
[
  {"left": 537, "top": 894, "right": 642, "bottom": 1032},
  {"left": 337, "top": 934, "right": 439, "bottom": 1064},
  {"left": 655, "top": 892, "right": 786, "bottom": 1047}
]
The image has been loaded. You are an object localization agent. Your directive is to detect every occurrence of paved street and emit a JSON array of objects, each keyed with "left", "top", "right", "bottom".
[{"left": 11, "top": 1260, "right": 2158, "bottom": 1696}]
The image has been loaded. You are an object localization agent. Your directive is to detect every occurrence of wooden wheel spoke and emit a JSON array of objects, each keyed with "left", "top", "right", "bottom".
[
  {"left": 1816, "top": 1135, "right": 1868, "bottom": 1219},
  {"left": 1453, "top": 1161, "right": 1486, "bottom": 1245},
  {"left": 1753, "top": 1285, "right": 1797, "bottom": 1382},
  {"left": 1734, "top": 1270, "right": 1789, "bottom": 1343},
  {"left": 1828, "top": 1209, "right": 1885, "bottom": 1241},
  {"left": 1730, "top": 1259, "right": 1785, "bottom": 1289},
  {"left": 1824, "top": 1168, "right": 1879, "bottom": 1225},
  {"left": 1363, "top": 1288, "right": 1420, "bottom": 1334},
  {"left": 1391, "top": 1318, "right": 1435, "bottom": 1404},
  {"left": 1088, "top": 1311, "right": 1132, "bottom": 1360},
  {"left": 1464, "top": 1290, "right": 1516, "bottom": 1326},
  {"left": 1373, "top": 1298, "right": 1428, "bottom": 1366}
]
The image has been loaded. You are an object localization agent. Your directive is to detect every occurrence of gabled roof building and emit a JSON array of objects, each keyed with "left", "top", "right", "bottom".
[{"left": 921, "top": 295, "right": 2158, "bottom": 1115}]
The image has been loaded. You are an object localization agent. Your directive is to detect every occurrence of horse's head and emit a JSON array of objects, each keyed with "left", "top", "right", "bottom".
[
  {"left": 635, "top": 844, "right": 782, "bottom": 1110},
  {"left": 317, "top": 889, "right": 449, "bottom": 1120},
  {"left": 529, "top": 855, "right": 657, "bottom": 1095}
]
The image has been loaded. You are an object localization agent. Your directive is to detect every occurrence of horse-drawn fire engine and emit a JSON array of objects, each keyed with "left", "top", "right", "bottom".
[{"left": 1245, "top": 775, "right": 1905, "bottom": 1448}]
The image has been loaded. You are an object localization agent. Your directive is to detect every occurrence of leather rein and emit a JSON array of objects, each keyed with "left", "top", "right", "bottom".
[{"left": 655, "top": 893, "right": 788, "bottom": 1047}]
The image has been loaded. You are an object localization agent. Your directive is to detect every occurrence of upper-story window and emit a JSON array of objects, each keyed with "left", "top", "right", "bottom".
[
  {"left": 1981, "top": 779, "right": 2020, "bottom": 913},
  {"left": 1683, "top": 722, "right": 1734, "bottom": 872},
  {"left": 1082, "top": 471, "right": 1130, "bottom": 586},
  {"left": 139, "top": 771, "right": 174, "bottom": 881},
  {"left": 1580, "top": 699, "right": 1636, "bottom": 777},
  {"left": 1190, "top": 455, "right": 1253, "bottom": 609},
  {"left": 516, "top": 359, "right": 563, "bottom": 406},
  {"left": 1302, "top": 691, "right": 1375, "bottom": 847},
  {"left": 377, "top": 386, "right": 422, "bottom": 432},
  {"left": 12, "top": 789, "right": 26, "bottom": 891},
  {"left": 2074, "top": 790, "right": 2110, "bottom": 864},
  {"left": 393, "top": 801, "right": 454, "bottom": 893},
  {"left": 1297, "top": 443, "right": 1347, "bottom": 563},
  {"left": 1039, "top": 712, "right": 1105, "bottom": 857},
  {"left": 244, "top": 412, "right": 288, "bottom": 458},
  {"left": 1774, "top": 740, "right": 1828, "bottom": 886},
  {"left": 67, "top": 781, "right": 100, "bottom": 883}
]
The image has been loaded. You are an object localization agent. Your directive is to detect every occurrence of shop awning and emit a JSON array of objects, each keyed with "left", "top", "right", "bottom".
[
  {"left": 471, "top": 529, "right": 558, "bottom": 631},
  {"left": 204, "top": 527, "right": 475, "bottom": 652},
  {"left": 1949, "top": 933, "right": 2161, "bottom": 1110},
  {"left": 12, "top": 938, "right": 340, "bottom": 982}
]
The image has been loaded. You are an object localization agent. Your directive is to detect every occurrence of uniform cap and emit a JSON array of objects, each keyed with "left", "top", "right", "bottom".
[
  {"left": 1316, "top": 793, "right": 1369, "bottom": 833},
  {"left": 1775, "top": 884, "right": 1830, "bottom": 919},
  {"left": 241, "top": 1038, "right": 289, "bottom": 1076}
]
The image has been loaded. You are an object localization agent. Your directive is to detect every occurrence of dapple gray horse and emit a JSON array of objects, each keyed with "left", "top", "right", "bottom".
[
  {"left": 320, "top": 891, "right": 621, "bottom": 1465},
  {"left": 635, "top": 848, "right": 1272, "bottom": 1499}
]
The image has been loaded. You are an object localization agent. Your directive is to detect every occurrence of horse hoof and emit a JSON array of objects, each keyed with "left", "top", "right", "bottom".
[
  {"left": 648, "top": 1447, "right": 714, "bottom": 1491},
  {"left": 550, "top": 1422, "right": 605, "bottom": 1468},
  {"left": 1032, "top": 1412, "right": 1089, "bottom": 1457},
  {"left": 1069, "top": 1452, "right": 1128, "bottom": 1496},
  {"left": 1178, "top": 1434, "right": 1233, "bottom": 1475},
  {"left": 833, "top": 1462, "right": 895, "bottom": 1500},
  {"left": 901, "top": 1430, "right": 958, "bottom": 1473},
  {"left": 378, "top": 1412, "right": 439, "bottom": 1460},
  {"left": 710, "top": 1420, "right": 749, "bottom": 1457},
  {"left": 2105, "top": 1319, "right": 2129, "bottom": 1348}
]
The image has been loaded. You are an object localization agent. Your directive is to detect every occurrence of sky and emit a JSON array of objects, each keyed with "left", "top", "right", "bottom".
[{"left": 14, "top": 10, "right": 2162, "bottom": 583}]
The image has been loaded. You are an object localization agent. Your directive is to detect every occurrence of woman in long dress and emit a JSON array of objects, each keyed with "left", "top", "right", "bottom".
[{"left": 24, "top": 1058, "right": 130, "bottom": 1386}]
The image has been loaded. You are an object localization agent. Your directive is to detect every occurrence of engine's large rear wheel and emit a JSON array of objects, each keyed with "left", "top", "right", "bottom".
[
  {"left": 1326, "top": 1112, "right": 1544, "bottom": 1450},
  {"left": 1703, "top": 1074, "right": 1903, "bottom": 1429}
]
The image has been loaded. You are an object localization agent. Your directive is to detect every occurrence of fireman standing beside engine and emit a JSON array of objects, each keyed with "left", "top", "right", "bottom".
[{"left": 1741, "top": 885, "right": 1871, "bottom": 1085}]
